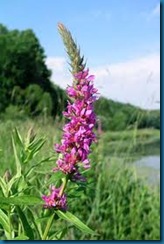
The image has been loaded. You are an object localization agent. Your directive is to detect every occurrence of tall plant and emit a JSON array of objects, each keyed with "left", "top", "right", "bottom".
[{"left": 0, "top": 23, "right": 98, "bottom": 240}]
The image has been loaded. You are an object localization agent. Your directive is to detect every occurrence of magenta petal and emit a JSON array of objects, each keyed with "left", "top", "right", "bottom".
[
  {"left": 42, "top": 186, "right": 67, "bottom": 210},
  {"left": 52, "top": 69, "right": 98, "bottom": 179},
  {"left": 87, "top": 75, "right": 95, "bottom": 81}
]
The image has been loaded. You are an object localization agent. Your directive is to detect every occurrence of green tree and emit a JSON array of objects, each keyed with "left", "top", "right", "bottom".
[{"left": 0, "top": 24, "right": 53, "bottom": 113}]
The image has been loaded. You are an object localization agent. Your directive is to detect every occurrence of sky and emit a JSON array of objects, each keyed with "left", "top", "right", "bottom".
[{"left": 0, "top": 0, "right": 160, "bottom": 109}]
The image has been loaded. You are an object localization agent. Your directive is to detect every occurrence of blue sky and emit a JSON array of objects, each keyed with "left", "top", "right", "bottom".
[{"left": 0, "top": 0, "right": 160, "bottom": 109}]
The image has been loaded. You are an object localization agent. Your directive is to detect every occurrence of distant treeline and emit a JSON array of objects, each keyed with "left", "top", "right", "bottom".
[
  {"left": 94, "top": 97, "right": 160, "bottom": 131},
  {"left": 0, "top": 24, "right": 160, "bottom": 130}
]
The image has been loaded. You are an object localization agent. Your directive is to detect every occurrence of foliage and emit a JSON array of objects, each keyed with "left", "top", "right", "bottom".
[
  {"left": 0, "top": 24, "right": 65, "bottom": 118},
  {"left": 0, "top": 23, "right": 160, "bottom": 131},
  {"left": 0, "top": 121, "right": 160, "bottom": 240},
  {"left": 94, "top": 96, "right": 160, "bottom": 131},
  {"left": 0, "top": 128, "right": 94, "bottom": 240},
  {"left": 0, "top": 21, "right": 160, "bottom": 240},
  {"left": 0, "top": 23, "right": 97, "bottom": 240}
]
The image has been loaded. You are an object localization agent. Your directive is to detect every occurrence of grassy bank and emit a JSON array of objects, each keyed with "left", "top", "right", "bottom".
[
  {"left": 0, "top": 119, "right": 160, "bottom": 173},
  {"left": 0, "top": 118, "right": 160, "bottom": 240}
]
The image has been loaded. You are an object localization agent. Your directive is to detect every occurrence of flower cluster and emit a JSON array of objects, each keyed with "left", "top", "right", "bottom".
[
  {"left": 42, "top": 69, "right": 98, "bottom": 210},
  {"left": 42, "top": 186, "right": 67, "bottom": 210},
  {"left": 54, "top": 69, "right": 98, "bottom": 179}
]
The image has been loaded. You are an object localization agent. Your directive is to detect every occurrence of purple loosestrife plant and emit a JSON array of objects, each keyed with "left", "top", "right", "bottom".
[
  {"left": 42, "top": 23, "right": 99, "bottom": 211},
  {"left": 55, "top": 69, "right": 98, "bottom": 176}
]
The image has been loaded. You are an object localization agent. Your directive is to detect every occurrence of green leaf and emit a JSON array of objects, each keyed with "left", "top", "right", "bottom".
[
  {"left": 23, "top": 138, "right": 46, "bottom": 164},
  {"left": 16, "top": 175, "right": 28, "bottom": 192},
  {"left": 16, "top": 206, "right": 34, "bottom": 240},
  {"left": 7, "top": 176, "right": 20, "bottom": 194},
  {"left": 25, "top": 156, "right": 56, "bottom": 178},
  {"left": 13, "top": 235, "right": 29, "bottom": 240},
  {"left": 26, "top": 207, "right": 42, "bottom": 239},
  {"left": 13, "top": 128, "right": 24, "bottom": 148},
  {"left": 25, "top": 127, "right": 36, "bottom": 147},
  {"left": 0, "top": 196, "right": 43, "bottom": 205},
  {"left": 12, "top": 134, "right": 22, "bottom": 176},
  {"left": 53, "top": 227, "right": 68, "bottom": 240},
  {"left": 9, "top": 133, "right": 22, "bottom": 192},
  {"left": 0, "top": 176, "right": 8, "bottom": 197},
  {"left": 28, "top": 138, "right": 45, "bottom": 153},
  {"left": 0, "top": 203, "right": 10, "bottom": 211},
  {"left": 0, "top": 209, "right": 10, "bottom": 233},
  {"left": 35, "top": 216, "right": 50, "bottom": 224},
  {"left": 56, "top": 210, "right": 95, "bottom": 235}
]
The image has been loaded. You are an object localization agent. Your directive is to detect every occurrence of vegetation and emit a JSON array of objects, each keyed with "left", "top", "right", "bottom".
[
  {"left": 0, "top": 23, "right": 160, "bottom": 240},
  {"left": 0, "top": 119, "right": 160, "bottom": 175},
  {"left": 0, "top": 24, "right": 160, "bottom": 131},
  {"left": 0, "top": 119, "right": 160, "bottom": 240},
  {"left": 0, "top": 24, "right": 67, "bottom": 118},
  {"left": 94, "top": 96, "right": 160, "bottom": 131}
]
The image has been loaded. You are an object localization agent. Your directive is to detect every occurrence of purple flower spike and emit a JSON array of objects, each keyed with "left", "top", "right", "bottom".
[
  {"left": 43, "top": 24, "right": 100, "bottom": 210},
  {"left": 54, "top": 69, "right": 98, "bottom": 179}
]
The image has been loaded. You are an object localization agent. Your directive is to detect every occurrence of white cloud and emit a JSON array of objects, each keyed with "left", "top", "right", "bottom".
[
  {"left": 46, "top": 53, "right": 160, "bottom": 110},
  {"left": 91, "top": 53, "right": 160, "bottom": 109},
  {"left": 46, "top": 56, "right": 71, "bottom": 88},
  {"left": 46, "top": 57, "right": 66, "bottom": 72}
]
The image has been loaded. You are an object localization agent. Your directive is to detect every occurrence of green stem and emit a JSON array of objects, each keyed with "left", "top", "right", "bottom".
[
  {"left": 59, "top": 175, "right": 69, "bottom": 197},
  {"left": 8, "top": 208, "right": 12, "bottom": 240},
  {"left": 42, "top": 213, "right": 55, "bottom": 240}
]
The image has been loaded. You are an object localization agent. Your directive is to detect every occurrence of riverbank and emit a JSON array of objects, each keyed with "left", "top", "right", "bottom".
[
  {"left": 0, "top": 119, "right": 160, "bottom": 240},
  {"left": 98, "top": 128, "right": 160, "bottom": 158},
  {"left": 0, "top": 120, "right": 160, "bottom": 173}
]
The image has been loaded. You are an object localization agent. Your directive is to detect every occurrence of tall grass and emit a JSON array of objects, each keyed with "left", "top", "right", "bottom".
[
  {"left": 0, "top": 118, "right": 160, "bottom": 240},
  {"left": 69, "top": 145, "right": 160, "bottom": 240}
]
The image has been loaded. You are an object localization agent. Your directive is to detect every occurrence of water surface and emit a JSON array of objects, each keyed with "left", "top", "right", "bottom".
[
  {"left": 134, "top": 155, "right": 160, "bottom": 170},
  {"left": 134, "top": 155, "right": 160, "bottom": 186}
]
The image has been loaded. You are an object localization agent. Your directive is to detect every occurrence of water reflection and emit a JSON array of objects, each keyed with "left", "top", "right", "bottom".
[
  {"left": 134, "top": 155, "right": 160, "bottom": 186},
  {"left": 135, "top": 156, "right": 160, "bottom": 170}
]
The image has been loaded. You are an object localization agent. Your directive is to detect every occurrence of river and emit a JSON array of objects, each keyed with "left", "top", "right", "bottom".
[{"left": 134, "top": 155, "right": 160, "bottom": 186}]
